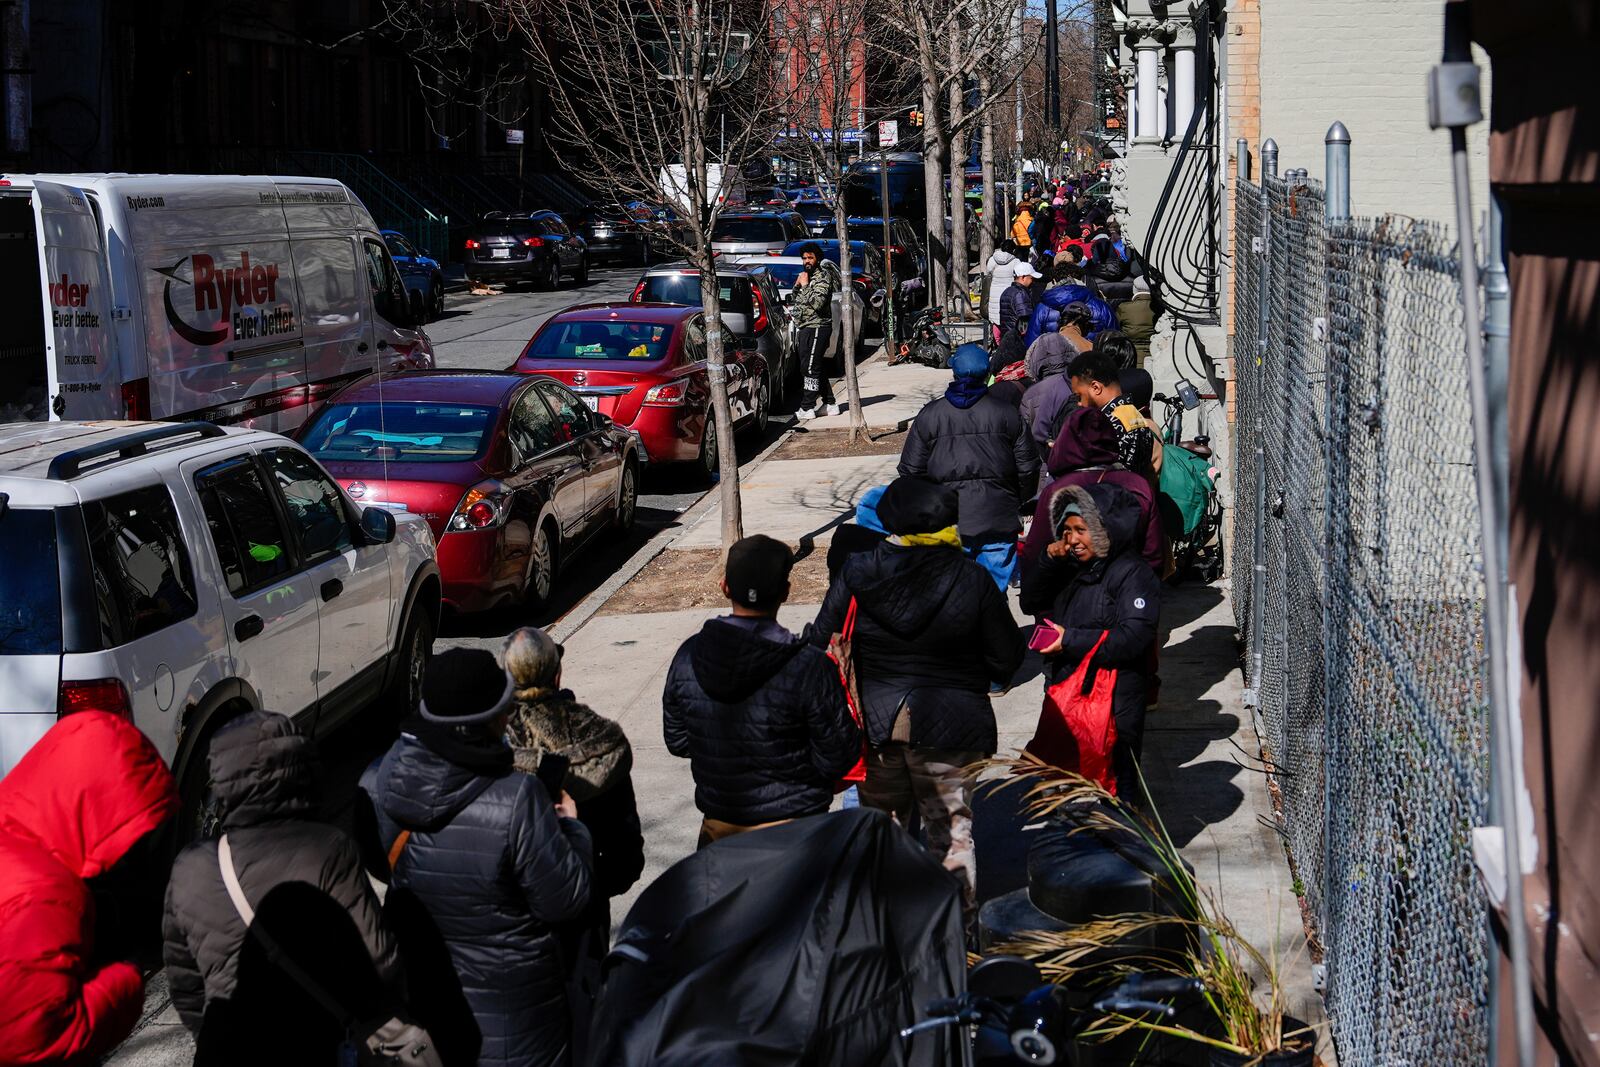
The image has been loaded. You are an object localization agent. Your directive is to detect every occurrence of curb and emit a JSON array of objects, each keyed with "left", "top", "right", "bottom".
[{"left": 547, "top": 344, "right": 895, "bottom": 643}]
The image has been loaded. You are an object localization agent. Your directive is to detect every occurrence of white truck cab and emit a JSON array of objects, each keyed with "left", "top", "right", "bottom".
[{"left": 0, "top": 174, "right": 433, "bottom": 430}]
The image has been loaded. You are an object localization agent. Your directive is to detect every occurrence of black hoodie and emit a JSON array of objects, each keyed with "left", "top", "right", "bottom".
[
  {"left": 663, "top": 617, "right": 860, "bottom": 825},
  {"left": 811, "top": 542, "right": 1025, "bottom": 752}
]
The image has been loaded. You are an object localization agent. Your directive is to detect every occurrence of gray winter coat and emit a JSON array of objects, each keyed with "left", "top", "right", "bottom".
[
  {"left": 362, "top": 735, "right": 593, "bottom": 1067},
  {"left": 162, "top": 712, "right": 402, "bottom": 1033}
]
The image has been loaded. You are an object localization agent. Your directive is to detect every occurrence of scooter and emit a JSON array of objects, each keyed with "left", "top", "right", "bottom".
[
  {"left": 1153, "top": 380, "right": 1225, "bottom": 584},
  {"left": 903, "top": 956, "right": 1204, "bottom": 1065},
  {"left": 890, "top": 305, "right": 954, "bottom": 369}
]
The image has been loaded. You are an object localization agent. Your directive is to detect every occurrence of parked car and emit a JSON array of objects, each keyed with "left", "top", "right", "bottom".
[
  {"left": 795, "top": 199, "right": 835, "bottom": 236},
  {"left": 847, "top": 215, "right": 929, "bottom": 285},
  {"left": 732, "top": 255, "right": 869, "bottom": 362},
  {"left": 779, "top": 239, "right": 897, "bottom": 338},
  {"left": 383, "top": 229, "right": 447, "bottom": 322},
  {"left": 629, "top": 261, "right": 797, "bottom": 409},
  {"left": 464, "top": 210, "right": 589, "bottom": 290},
  {"left": 0, "top": 420, "right": 439, "bottom": 833},
  {"left": 570, "top": 203, "right": 656, "bottom": 266},
  {"left": 509, "top": 304, "right": 769, "bottom": 483},
  {"left": 300, "top": 371, "right": 636, "bottom": 615},
  {"left": 710, "top": 210, "right": 808, "bottom": 257}
]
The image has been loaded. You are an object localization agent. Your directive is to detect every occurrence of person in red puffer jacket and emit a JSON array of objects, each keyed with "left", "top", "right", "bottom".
[{"left": 0, "top": 711, "right": 179, "bottom": 1065}]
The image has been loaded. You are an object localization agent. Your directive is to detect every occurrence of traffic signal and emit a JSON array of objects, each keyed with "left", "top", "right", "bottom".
[{"left": 910, "top": 109, "right": 923, "bottom": 127}]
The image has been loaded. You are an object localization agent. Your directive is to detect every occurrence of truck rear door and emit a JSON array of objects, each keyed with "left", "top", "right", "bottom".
[{"left": 33, "top": 180, "right": 118, "bottom": 419}]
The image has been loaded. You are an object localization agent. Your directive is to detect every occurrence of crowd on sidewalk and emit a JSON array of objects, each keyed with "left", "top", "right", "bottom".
[{"left": 0, "top": 175, "right": 1194, "bottom": 1067}]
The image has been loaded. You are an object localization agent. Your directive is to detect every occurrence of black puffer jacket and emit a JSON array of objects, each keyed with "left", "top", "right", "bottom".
[
  {"left": 811, "top": 543, "right": 1025, "bottom": 752},
  {"left": 998, "top": 281, "right": 1036, "bottom": 338},
  {"left": 1019, "top": 482, "right": 1161, "bottom": 757},
  {"left": 361, "top": 736, "right": 593, "bottom": 1067},
  {"left": 663, "top": 618, "right": 860, "bottom": 826},
  {"left": 900, "top": 389, "right": 1040, "bottom": 538},
  {"left": 163, "top": 712, "right": 401, "bottom": 1032}
]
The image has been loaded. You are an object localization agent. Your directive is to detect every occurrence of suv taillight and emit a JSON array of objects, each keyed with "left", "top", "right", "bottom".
[
  {"left": 447, "top": 481, "right": 510, "bottom": 532},
  {"left": 465, "top": 239, "right": 480, "bottom": 249},
  {"left": 524, "top": 237, "right": 545, "bottom": 248},
  {"left": 59, "top": 678, "right": 132, "bottom": 720},
  {"left": 751, "top": 284, "right": 769, "bottom": 332},
  {"left": 631, "top": 280, "right": 647, "bottom": 302}
]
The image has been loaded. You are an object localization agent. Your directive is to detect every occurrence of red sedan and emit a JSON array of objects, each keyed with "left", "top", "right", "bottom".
[
  {"left": 509, "top": 303, "right": 770, "bottom": 481},
  {"left": 299, "top": 371, "right": 638, "bottom": 613}
]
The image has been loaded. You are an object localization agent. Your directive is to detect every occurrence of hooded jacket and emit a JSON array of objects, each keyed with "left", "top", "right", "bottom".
[
  {"left": 998, "top": 279, "right": 1037, "bottom": 338},
  {"left": 361, "top": 732, "right": 593, "bottom": 1067},
  {"left": 0, "top": 712, "right": 178, "bottom": 1065},
  {"left": 663, "top": 618, "right": 860, "bottom": 825},
  {"left": 1010, "top": 208, "right": 1034, "bottom": 248},
  {"left": 791, "top": 258, "right": 840, "bottom": 330},
  {"left": 1022, "top": 406, "right": 1163, "bottom": 573},
  {"left": 1024, "top": 283, "right": 1116, "bottom": 346},
  {"left": 899, "top": 387, "right": 1039, "bottom": 539},
  {"left": 811, "top": 543, "right": 1024, "bottom": 752},
  {"left": 162, "top": 712, "right": 402, "bottom": 1033},
  {"left": 984, "top": 249, "right": 1023, "bottom": 327},
  {"left": 1019, "top": 483, "right": 1161, "bottom": 754}
]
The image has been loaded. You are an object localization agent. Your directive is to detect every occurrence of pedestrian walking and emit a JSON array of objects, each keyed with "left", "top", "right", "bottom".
[
  {"left": 983, "top": 239, "right": 1026, "bottom": 341},
  {"left": 0, "top": 712, "right": 178, "bottom": 1065},
  {"left": 1069, "top": 347, "right": 1154, "bottom": 474},
  {"left": 363, "top": 648, "right": 593, "bottom": 1067},
  {"left": 163, "top": 712, "right": 404, "bottom": 1034},
  {"left": 791, "top": 242, "right": 842, "bottom": 419},
  {"left": 899, "top": 343, "right": 1040, "bottom": 589},
  {"left": 1010, "top": 200, "right": 1034, "bottom": 251},
  {"left": 811, "top": 477, "right": 1025, "bottom": 907},
  {"left": 1024, "top": 300, "right": 1096, "bottom": 382},
  {"left": 997, "top": 261, "right": 1042, "bottom": 344},
  {"left": 664, "top": 535, "right": 861, "bottom": 846},
  {"left": 502, "top": 627, "right": 643, "bottom": 1065},
  {"left": 1020, "top": 483, "right": 1161, "bottom": 799}
]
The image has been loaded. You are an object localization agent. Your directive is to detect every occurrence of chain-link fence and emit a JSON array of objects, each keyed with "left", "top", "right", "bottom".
[{"left": 1231, "top": 172, "right": 1490, "bottom": 1065}]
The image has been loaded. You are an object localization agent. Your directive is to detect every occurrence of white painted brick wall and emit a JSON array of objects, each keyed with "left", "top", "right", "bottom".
[{"left": 1254, "top": 0, "right": 1490, "bottom": 221}]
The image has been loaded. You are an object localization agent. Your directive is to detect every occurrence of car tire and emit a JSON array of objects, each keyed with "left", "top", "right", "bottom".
[
  {"left": 175, "top": 704, "right": 247, "bottom": 844},
  {"left": 429, "top": 278, "right": 445, "bottom": 321},
  {"left": 542, "top": 257, "right": 560, "bottom": 291},
  {"left": 615, "top": 460, "right": 638, "bottom": 534},
  {"left": 696, "top": 411, "right": 720, "bottom": 486},
  {"left": 525, "top": 521, "right": 558, "bottom": 609},
  {"left": 383, "top": 605, "right": 434, "bottom": 719},
  {"left": 575, "top": 253, "right": 590, "bottom": 286}
]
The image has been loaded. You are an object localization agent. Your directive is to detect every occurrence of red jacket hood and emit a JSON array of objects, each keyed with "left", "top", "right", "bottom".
[{"left": 0, "top": 712, "right": 178, "bottom": 879}]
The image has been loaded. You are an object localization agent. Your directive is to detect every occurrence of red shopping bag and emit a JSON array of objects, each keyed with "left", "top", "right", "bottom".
[
  {"left": 1025, "top": 631, "right": 1121, "bottom": 794},
  {"left": 826, "top": 597, "right": 868, "bottom": 786}
]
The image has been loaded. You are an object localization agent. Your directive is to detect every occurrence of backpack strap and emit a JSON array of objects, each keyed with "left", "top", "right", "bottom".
[{"left": 386, "top": 830, "right": 412, "bottom": 873}]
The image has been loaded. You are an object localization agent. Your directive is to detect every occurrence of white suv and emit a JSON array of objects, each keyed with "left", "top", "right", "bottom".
[{"left": 0, "top": 421, "right": 439, "bottom": 827}]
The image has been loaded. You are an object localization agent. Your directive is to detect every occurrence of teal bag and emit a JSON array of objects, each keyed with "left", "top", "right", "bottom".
[{"left": 1158, "top": 443, "right": 1212, "bottom": 537}]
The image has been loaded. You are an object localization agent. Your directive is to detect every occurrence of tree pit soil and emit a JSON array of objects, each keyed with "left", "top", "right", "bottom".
[
  {"left": 597, "top": 545, "right": 834, "bottom": 616},
  {"left": 771, "top": 426, "right": 907, "bottom": 461}
]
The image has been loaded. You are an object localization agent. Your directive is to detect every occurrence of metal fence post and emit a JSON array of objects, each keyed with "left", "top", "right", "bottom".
[
  {"left": 1326, "top": 123, "right": 1351, "bottom": 221},
  {"left": 1484, "top": 194, "right": 1510, "bottom": 568},
  {"left": 1246, "top": 138, "right": 1275, "bottom": 697},
  {"left": 1263, "top": 137, "right": 1278, "bottom": 179},
  {"left": 1236, "top": 137, "right": 1251, "bottom": 181}
]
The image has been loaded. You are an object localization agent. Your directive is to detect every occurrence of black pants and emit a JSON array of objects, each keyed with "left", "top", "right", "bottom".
[{"left": 798, "top": 324, "right": 835, "bottom": 408}]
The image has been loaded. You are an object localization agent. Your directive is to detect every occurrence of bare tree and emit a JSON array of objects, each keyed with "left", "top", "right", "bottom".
[
  {"left": 772, "top": 0, "right": 875, "bottom": 440},
  {"left": 494, "top": 0, "right": 794, "bottom": 548},
  {"left": 380, "top": 1, "right": 531, "bottom": 142}
]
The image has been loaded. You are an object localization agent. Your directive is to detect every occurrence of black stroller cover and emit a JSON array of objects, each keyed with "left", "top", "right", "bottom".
[{"left": 586, "top": 808, "right": 967, "bottom": 1067}]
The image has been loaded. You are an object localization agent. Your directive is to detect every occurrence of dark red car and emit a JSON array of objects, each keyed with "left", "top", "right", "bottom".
[
  {"left": 299, "top": 371, "right": 637, "bottom": 613},
  {"left": 509, "top": 303, "right": 770, "bottom": 482}
]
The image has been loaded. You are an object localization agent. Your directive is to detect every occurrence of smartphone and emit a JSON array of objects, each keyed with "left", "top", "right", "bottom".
[
  {"left": 536, "top": 752, "right": 571, "bottom": 801},
  {"left": 1028, "top": 623, "right": 1061, "bottom": 653}
]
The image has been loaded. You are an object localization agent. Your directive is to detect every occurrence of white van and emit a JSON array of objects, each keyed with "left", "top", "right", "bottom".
[{"left": 0, "top": 174, "right": 433, "bottom": 430}]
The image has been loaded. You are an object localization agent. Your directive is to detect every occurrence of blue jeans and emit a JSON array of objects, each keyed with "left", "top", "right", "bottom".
[{"left": 965, "top": 538, "right": 1018, "bottom": 591}]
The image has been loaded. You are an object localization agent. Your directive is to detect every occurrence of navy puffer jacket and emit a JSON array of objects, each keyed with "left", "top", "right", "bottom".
[
  {"left": 361, "top": 737, "right": 592, "bottom": 1067},
  {"left": 1024, "top": 283, "right": 1116, "bottom": 346},
  {"left": 663, "top": 619, "right": 859, "bottom": 826}
]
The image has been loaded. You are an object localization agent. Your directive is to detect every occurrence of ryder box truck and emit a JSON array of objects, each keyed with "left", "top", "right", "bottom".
[{"left": 0, "top": 174, "right": 432, "bottom": 430}]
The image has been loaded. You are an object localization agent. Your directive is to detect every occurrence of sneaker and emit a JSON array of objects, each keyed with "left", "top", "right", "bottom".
[
  {"left": 795, "top": 406, "right": 817, "bottom": 421},
  {"left": 823, "top": 403, "right": 844, "bottom": 416}
]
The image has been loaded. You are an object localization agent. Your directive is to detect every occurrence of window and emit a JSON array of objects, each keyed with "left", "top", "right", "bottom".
[
  {"left": 711, "top": 217, "right": 787, "bottom": 243},
  {"left": 536, "top": 383, "right": 594, "bottom": 443},
  {"left": 302, "top": 401, "right": 497, "bottom": 463},
  {"left": 509, "top": 389, "right": 561, "bottom": 460},
  {"left": 362, "top": 237, "right": 408, "bottom": 327},
  {"left": 0, "top": 508, "right": 61, "bottom": 653},
  {"left": 291, "top": 237, "right": 365, "bottom": 348},
  {"left": 264, "top": 448, "right": 353, "bottom": 563},
  {"left": 198, "top": 458, "right": 294, "bottom": 596},
  {"left": 384, "top": 235, "right": 417, "bottom": 259},
  {"left": 525, "top": 318, "right": 674, "bottom": 361},
  {"left": 81, "top": 487, "right": 198, "bottom": 645}
]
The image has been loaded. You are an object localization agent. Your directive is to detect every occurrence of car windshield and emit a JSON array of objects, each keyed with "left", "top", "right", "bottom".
[
  {"left": 797, "top": 202, "right": 833, "bottom": 222},
  {"left": 0, "top": 507, "right": 60, "bottom": 653},
  {"left": 712, "top": 217, "right": 786, "bottom": 242},
  {"left": 783, "top": 242, "right": 873, "bottom": 273},
  {"left": 301, "top": 402, "right": 498, "bottom": 463},
  {"left": 763, "top": 263, "right": 806, "bottom": 289},
  {"left": 638, "top": 274, "right": 752, "bottom": 315},
  {"left": 527, "top": 319, "right": 676, "bottom": 361}
]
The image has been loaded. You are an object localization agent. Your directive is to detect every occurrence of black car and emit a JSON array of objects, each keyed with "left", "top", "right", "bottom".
[
  {"left": 570, "top": 204, "right": 656, "bottom": 266},
  {"left": 464, "top": 210, "right": 589, "bottom": 289},
  {"left": 796, "top": 200, "right": 835, "bottom": 236}
]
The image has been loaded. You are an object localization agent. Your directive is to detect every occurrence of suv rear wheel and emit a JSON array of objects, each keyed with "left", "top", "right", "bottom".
[{"left": 384, "top": 606, "right": 434, "bottom": 717}]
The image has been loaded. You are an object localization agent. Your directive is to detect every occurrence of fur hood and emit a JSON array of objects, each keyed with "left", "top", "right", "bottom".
[
  {"left": 505, "top": 690, "right": 632, "bottom": 803},
  {"left": 1047, "top": 482, "right": 1141, "bottom": 561}
]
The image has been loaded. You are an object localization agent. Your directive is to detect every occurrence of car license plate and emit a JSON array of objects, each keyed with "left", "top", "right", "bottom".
[
  {"left": 490, "top": 247, "right": 510, "bottom": 259},
  {"left": 580, "top": 395, "right": 599, "bottom": 412}
]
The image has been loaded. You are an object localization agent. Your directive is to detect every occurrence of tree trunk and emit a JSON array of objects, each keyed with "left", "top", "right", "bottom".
[
  {"left": 921, "top": 77, "right": 948, "bottom": 311},
  {"left": 979, "top": 75, "right": 996, "bottom": 268},
  {"left": 697, "top": 253, "right": 743, "bottom": 547},
  {"left": 833, "top": 203, "right": 866, "bottom": 442},
  {"left": 946, "top": 27, "right": 970, "bottom": 321}
]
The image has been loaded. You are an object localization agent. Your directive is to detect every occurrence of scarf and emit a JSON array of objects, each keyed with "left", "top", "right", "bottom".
[
  {"left": 405, "top": 716, "right": 515, "bottom": 776},
  {"left": 946, "top": 377, "right": 989, "bottom": 409},
  {"left": 889, "top": 525, "right": 963, "bottom": 549}
]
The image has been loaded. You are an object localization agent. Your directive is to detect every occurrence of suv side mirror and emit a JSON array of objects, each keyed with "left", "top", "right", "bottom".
[{"left": 360, "top": 506, "right": 397, "bottom": 545}]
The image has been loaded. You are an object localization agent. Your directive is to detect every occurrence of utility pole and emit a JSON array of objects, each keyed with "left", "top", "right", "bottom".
[
  {"left": 1014, "top": 0, "right": 1025, "bottom": 202},
  {"left": 1044, "top": 0, "right": 1059, "bottom": 131}
]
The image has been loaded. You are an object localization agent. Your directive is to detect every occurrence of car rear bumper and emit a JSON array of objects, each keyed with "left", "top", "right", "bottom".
[
  {"left": 436, "top": 528, "right": 518, "bottom": 613},
  {"left": 626, "top": 406, "right": 701, "bottom": 464},
  {"left": 466, "top": 256, "right": 543, "bottom": 279}
]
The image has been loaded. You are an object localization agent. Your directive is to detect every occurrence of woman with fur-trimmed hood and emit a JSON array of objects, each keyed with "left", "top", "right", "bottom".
[
  {"left": 1019, "top": 482, "right": 1161, "bottom": 797},
  {"left": 503, "top": 627, "right": 643, "bottom": 1061}
]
